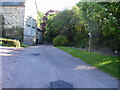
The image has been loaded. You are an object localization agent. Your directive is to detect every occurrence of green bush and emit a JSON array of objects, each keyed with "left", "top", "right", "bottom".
[
  {"left": 0, "top": 39, "right": 20, "bottom": 47},
  {"left": 53, "top": 35, "right": 68, "bottom": 46}
]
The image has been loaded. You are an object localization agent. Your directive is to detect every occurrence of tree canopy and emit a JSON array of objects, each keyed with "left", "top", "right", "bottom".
[{"left": 38, "top": 2, "right": 120, "bottom": 51}]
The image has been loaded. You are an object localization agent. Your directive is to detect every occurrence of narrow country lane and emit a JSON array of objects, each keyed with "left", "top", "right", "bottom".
[{"left": 1, "top": 45, "right": 119, "bottom": 88}]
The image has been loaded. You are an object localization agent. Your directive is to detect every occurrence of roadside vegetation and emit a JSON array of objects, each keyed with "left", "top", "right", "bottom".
[
  {"left": 57, "top": 46, "right": 120, "bottom": 79},
  {"left": 20, "top": 43, "right": 28, "bottom": 48},
  {"left": 0, "top": 38, "right": 28, "bottom": 47},
  {"left": 53, "top": 35, "right": 68, "bottom": 46},
  {"left": 0, "top": 38, "right": 20, "bottom": 47},
  {"left": 43, "top": 2, "right": 119, "bottom": 51}
]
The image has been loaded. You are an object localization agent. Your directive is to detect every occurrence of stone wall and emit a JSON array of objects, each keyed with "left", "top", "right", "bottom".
[
  {"left": 0, "top": 14, "right": 3, "bottom": 37},
  {"left": 24, "top": 35, "right": 36, "bottom": 45},
  {"left": 0, "top": 6, "right": 25, "bottom": 29},
  {"left": 0, "top": 6, "right": 25, "bottom": 41},
  {"left": 0, "top": 1, "right": 39, "bottom": 45}
]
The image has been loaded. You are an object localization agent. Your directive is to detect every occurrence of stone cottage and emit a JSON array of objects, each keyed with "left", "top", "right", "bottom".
[{"left": 0, "top": 0, "right": 44, "bottom": 45}]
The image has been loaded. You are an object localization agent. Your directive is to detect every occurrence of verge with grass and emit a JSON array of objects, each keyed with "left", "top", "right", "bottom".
[
  {"left": 57, "top": 46, "right": 120, "bottom": 79},
  {"left": 20, "top": 43, "right": 28, "bottom": 48}
]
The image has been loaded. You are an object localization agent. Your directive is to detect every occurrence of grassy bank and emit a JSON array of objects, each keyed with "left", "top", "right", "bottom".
[{"left": 57, "top": 46, "right": 120, "bottom": 79}]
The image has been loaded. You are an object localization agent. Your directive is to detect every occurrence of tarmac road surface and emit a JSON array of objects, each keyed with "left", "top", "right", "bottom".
[{"left": 1, "top": 45, "right": 119, "bottom": 88}]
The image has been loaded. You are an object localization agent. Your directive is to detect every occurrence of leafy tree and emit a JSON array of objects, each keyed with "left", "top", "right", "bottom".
[
  {"left": 45, "top": 13, "right": 58, "bottom": 42},
  {"left": 37, "top": 11, "right": 44, "bottom": 27},
  {"left": 46, "top": 7, "right": 88, "bottom": 46},
  {"left": 77, "top": 2, "right": 120, "bottom": 50},
  {"left": 45, "top": 2, "right": 119, "bottom": 50}
]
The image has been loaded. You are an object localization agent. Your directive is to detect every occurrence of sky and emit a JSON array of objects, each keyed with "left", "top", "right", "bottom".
[
  {"left": 35, "top": 0, "right": 80, "bottom": 13},
  {"left": 1, "top": 0, "right": 80, "bottom": 13}
]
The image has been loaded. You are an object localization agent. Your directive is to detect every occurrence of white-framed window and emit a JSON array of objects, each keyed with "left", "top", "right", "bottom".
[
  {"left": 24, "top": 26, "right": 30, "bottom": 35},
  {"left": 26, "top": 16, "right": 32, "bottom": 26},
  {"left": 32, "top": 19, "right": 36, "bottom": 27},
  {"left": 30, "top": 28, "right": 36, "bottom": 36}
]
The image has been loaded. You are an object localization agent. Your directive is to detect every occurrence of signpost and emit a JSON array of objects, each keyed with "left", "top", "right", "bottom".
[{"left": 88, "top": 32, "right": 91, "bottom": 52}]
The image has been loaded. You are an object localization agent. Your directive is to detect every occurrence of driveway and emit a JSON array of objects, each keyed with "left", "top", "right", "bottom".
[{"left": 0, "top": 45, "right": 119, "bottom": 88}]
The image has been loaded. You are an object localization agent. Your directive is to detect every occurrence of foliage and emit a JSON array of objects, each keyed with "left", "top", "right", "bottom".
[
  {"left": 37, "top": 11, "right": 44, "bottom": 27},
  {"left": 0, "top": 38, "right": 20, "bottom": 47},
  {"left": 57, "top": 46, "right": 120, "bottom": 79},
  {"left": 45, "top": 2, "right": 119, "bottom": 51},
  {"left": 46, "top": 7, "right": 88, "bottom": 47},
  {"left": 20, "top": 43, "right": 28, "bottom": 47},
  {"left": 77, "top": 2, "right": 120, "bottom": 50},
  {"left": 53, "top": 35, "right": 68, "bottom": 46},
  {"left": 45, "top": 13, "right": 58, "bottom": 43}
]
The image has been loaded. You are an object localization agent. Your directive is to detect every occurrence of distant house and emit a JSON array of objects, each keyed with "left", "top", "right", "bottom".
[{"left": 0, "top": 0, "right": 44, "bottom": 45}]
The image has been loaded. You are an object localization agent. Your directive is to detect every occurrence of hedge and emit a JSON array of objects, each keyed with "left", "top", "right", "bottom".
[
  {"left": 53, "top": 35, "right": 68, "bottom": 46},
  {"left": 0, "top": 38, "right": 20, "bottom": 47}
]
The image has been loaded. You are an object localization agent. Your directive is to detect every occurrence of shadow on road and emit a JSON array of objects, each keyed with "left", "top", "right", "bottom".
[{"left": 50, "top": 80, "right": 74, "bottom": 90}]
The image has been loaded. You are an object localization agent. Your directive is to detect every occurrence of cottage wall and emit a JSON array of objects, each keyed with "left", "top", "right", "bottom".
[
  {"left": 23, "top": 0, "right": 38, "bottom": 45},
  {"left": 0, "top": 6, "right": 25, "bottom": 29},
  {"left": 0, "top": 14, "right": 2, "bottom": 37},
  {"left": 0, "top": 6, "right": 25, "bottom": 41},
  {"left": 0, "top": 0, "right": 40, "bottom": 45}
]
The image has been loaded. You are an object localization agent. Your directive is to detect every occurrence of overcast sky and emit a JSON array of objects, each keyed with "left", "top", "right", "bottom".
[{"left": 35, "top": 0, "right": 80, "bottom": 13}]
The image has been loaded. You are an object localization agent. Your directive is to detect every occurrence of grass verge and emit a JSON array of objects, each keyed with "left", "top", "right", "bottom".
[
  {"left": 57, "top": 46, "right": 120, "bottom": 79},
  {"left": 20, "top": 43, "right": 29, "bottom": 48}
]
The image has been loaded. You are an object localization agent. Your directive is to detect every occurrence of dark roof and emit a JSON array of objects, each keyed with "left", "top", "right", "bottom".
[
  {"left": 0, "top": 2, "right": 25, "bottom": 6},
  {"left": 37, "top": 28, "right": 44, "bottom": 32}
]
